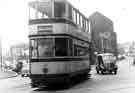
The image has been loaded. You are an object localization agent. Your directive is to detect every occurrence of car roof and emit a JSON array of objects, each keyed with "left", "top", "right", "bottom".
[{"left": 97, "top": 53, "right": 113, "bottom": 56}]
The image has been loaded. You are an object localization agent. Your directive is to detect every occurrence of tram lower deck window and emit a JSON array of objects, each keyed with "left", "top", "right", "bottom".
[
  {"left": 55, "top": 38, "right": 68, "bottom": 56},
  {"left": 74, "top": 45, "right": 89, "bottom": 56}
]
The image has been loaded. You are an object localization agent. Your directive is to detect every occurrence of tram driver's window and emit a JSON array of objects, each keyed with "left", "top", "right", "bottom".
[{"left": 55, "top": 38, "right": 68, "bottom": 56}]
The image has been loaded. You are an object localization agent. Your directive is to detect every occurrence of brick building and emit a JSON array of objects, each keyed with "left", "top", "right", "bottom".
[{"left": 89, "top": 12, "right": 117, "bottom": 64}]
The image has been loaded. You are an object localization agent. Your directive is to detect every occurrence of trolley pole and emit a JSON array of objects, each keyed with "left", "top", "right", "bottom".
[{"left": 1, "top": 56, "right": 2, "bottom": 70}]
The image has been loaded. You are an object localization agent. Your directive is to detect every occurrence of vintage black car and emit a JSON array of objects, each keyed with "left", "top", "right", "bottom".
[{"left": 96, "top": 53, "right": 118, "bottom": 74}]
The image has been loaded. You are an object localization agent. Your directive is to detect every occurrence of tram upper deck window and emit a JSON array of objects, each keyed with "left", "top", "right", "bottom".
[
  {"left": 38, "top": 38, "right": 54, "bottom": 57},
  {"left": 29, "top": 0, "right": 52, "bottom": 19},
  {"left": 54, "top": 1, "right": 66, "bottom": 18},
  {"left": 55, "top": 38, "right": 68, "bottom": 56},
  {"left": 29, "top": 7, "right": 49, "bottom": 19}
]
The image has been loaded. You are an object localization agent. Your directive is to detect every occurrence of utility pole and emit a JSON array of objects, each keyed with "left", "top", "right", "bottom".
[
  {"left": 99, "top": 33, "right": 104, "bottom": 53},
  {"left": 1, "top": 52, "right": 2, "bottom": 71},
  {"left": 101, "top": 38, "right": 104, "bottom": 53},
  {"left": 0, "top": 38, "right": 2, "bottom": 71}
]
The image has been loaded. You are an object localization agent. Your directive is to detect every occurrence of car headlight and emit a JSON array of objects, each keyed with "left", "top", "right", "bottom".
[{"left": 100, "top": 65, "right": 104, "bottom": 68}]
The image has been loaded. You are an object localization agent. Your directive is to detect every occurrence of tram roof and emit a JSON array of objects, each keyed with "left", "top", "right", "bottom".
[{"left": 29, "top": 0, "right": 87, "bottom": 19}]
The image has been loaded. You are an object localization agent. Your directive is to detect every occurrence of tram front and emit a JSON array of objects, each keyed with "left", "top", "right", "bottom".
[
  {"left": 29, "top": 0, "right": 91, "bottom": 87},
  {"left": 30, "top": 34, "right": 73, "bottom": 86},
  {"left": 29, "top": 0, "right": 74, "bottom": 87}
]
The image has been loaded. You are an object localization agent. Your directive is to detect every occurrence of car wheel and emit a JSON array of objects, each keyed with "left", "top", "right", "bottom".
[
  {"left": 96, "top": 70, "right": 99, "bottom": 74},
  {"left": 31, "top": 81, "right": 38, "bottom": 88},
  {"left": 31, "top": 83, "right": 37, "bottom": 88},
  {"left": 114, "top": 70, "right": 117, "bottom": 74},
  {"left": 101, "top": 71, "right": 104, "bottom": 74},
  {"left": 109, "top": 71, "right": 112, "bottom": 74}
]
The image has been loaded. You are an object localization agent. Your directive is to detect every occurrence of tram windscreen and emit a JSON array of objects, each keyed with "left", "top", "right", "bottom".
[
  {"left": 30, "top": 38, "right": 69, "bottom": 57},
  {"left": 37, "top": 38, "right": 54, "bottom": 57}
]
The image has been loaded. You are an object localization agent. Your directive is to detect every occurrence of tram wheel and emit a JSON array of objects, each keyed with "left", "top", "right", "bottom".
[
  {"left": 96, "top": 70, "right": 99, "bottom": 74},
  {"left": 101, "top": 71, "right": 104, "bottom": 74},
  {"left": 31, "top": 79, "right": 38, "bottom": 88},
  {"left": 31, "top": 83, "right": 37, "bottom": 88},
  {"left": 82, "top": 73, "right": 90, "bottom": 80},
  {"left": 65, "top": 78, "right": 72, "bottom": 88}
]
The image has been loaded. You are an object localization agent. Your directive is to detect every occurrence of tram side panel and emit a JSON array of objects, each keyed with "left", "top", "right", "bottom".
[
  {"left": 30, "top": 62, "right": 70, "bottom": 75},
  {"left": 29, "top": 23, "right": 90, "bottom": 42},
  {"left": 69, "top": 59, "right": 90, "bottom": 76},
  {"left": 30, "top": 60, "right": 90, "bottom": 76}
]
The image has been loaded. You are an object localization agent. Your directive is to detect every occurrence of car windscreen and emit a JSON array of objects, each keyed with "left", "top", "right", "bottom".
[{"left": 102, "top": 55, "right": 114, "bottom": 63}]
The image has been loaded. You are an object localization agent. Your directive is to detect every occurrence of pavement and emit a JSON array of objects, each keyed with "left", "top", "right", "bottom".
[{"left": 0, "top": 68, "right": 18, "bottom": 79}]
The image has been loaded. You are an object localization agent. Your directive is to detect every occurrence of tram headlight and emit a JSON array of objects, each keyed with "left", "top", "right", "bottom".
[
  {"left": 42, "top": 64, "right": 48, "bottom": 74},
  {"left": 43, "top": 68, "right": 48, "bottom": 73}
]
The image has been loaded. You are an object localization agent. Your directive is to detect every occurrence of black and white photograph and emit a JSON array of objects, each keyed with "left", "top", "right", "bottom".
[{"left": 0, "top": 0, "right": 134, "bottom": 93}]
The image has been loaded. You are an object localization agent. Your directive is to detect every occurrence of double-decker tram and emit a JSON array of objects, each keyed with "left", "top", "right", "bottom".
[{"left": 29, "top": 0, "right": 91, "bottom": 87}]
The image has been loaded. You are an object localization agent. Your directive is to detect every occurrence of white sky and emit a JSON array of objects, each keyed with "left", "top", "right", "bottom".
[{"left": 0, "top": 0, "right": 135, "bottom": 53}]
